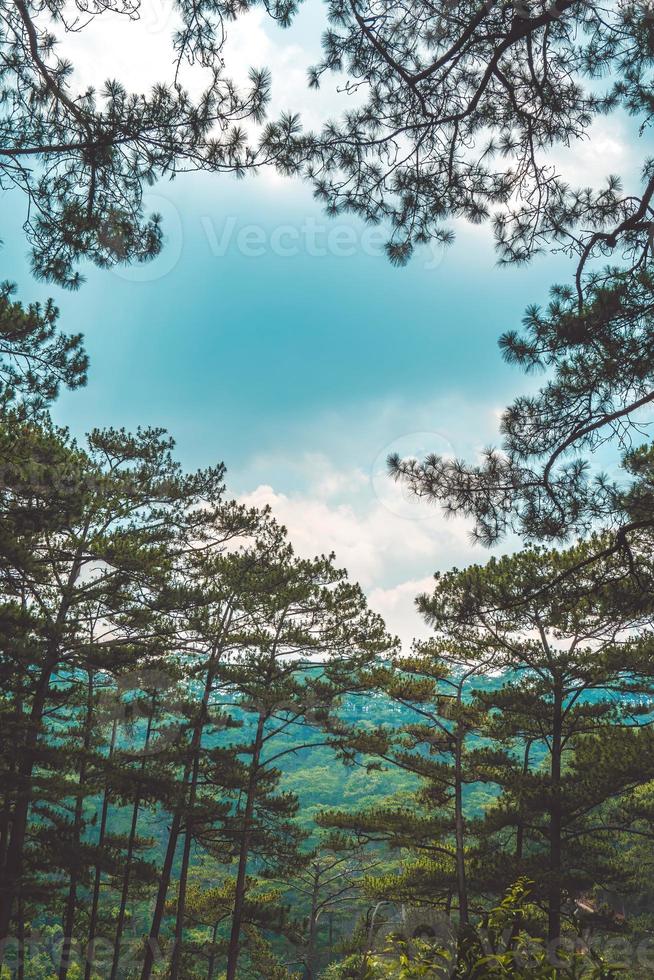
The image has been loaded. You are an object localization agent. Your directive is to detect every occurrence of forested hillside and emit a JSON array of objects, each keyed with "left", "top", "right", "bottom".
[{"left": 3, "top": 410, "right": 654, "bottom": 978}]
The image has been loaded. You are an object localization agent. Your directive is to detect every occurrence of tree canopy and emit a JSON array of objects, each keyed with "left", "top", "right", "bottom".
[
  {"left": 0, "top": 0, "right": 300, "bottom": 287},
  {"left": 286, "top": 0, "right": 654, "bottom": 275}
]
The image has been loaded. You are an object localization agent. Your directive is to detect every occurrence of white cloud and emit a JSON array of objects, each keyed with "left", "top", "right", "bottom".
[
  {"left": 236, "top": 393, "right": 512, "bottom": 491},
  {"left": 236, "top": 454, "right": 487, "bottom": 648},
  {"left": 229, "top": 389, "right": 518, "bottom": 648},
  {"left": 56, "top": 1, "right": 185, "bottom": 93},
  {"left": 55, "top": 0, "right": 345, "bottom": 128},
  {"left": 224, "top": 8, "right": 335, "bottom": 128},
  {"left": 368, "top": 576, "right": 435, "bottom": 647},
  {"left": 549, "top": 116, "right": 641, "bottom": 192},
  {"left": 53, "top": 0, "right": 352, "bottom": 198}
]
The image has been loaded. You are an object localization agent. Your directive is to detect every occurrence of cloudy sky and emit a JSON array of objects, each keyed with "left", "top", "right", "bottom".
[{"left": 2, "top": 0, "right": 641, "bottom": 644}]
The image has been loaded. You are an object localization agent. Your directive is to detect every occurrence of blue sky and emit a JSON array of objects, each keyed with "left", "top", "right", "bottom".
[
  {"left": 1, "top": 0, "right": 640, "bottom": 643},
  {"left": 3, "top": 174, "right": 561, "bottom": 465}
]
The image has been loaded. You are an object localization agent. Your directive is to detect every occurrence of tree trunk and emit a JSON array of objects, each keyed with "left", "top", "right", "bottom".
[
  {"left": 225, "top": 712, "right": 266, "bottom": 980},
  {"left": 305, "top": 869, "right": 320, "bottom": 980},
  {"left": 168, "top": 790, "right": 195, "bottom": 980},
  {"left": 139, "top": 808, "right": 183, "bottom": 980},
  {"left": 59, "top": 671, "right": 96, "bottom": 980},
  {"left": 0, "top": 749, "right": 17, "bottom": 878},
  {"left": 16, "top": 897, "right": 25, "bottom": 980},
  {"left": 515, "top": 739, "right": 532, "bottom": 865},
  {"left": 548, "top": 685, "right": 563, "bottom": 943},
  {"left": 453, "top": 718, "right": 468, "bottom": 927},
  {"left": 140, "top": 748, "right": 195, "bottom": 980},
  {"left": 84, "top": 718, "right": 117, "bottom": 980},
  {"left": 206, "top": 920, "right": 220, "bottom": 980},
  {"left": 110, "top": 703, "right": 155, "bottom": 980},
  {"left": 169, "top": 636, "right": 227, "bottom": 980},
  {"left": 0, "top": 797, "right": 9, "bottom": 882},
  {"left": 139, "top": 606, "right": 233, "bottom": 980},
  {"left": 0, "top": 564, "right": 80, "bottom": 949},
  {"left": 509, "top": 739, "right": 534, "bottom": 949},
  {"left": 0, "top": 662, "right": 54, "bottom": 944}
]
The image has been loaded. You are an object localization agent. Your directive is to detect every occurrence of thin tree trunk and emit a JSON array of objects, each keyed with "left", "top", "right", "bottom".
[
  {"left": 225, "top": 712, "right": 266, "bottom": 980},
  {"left": 509, "top": 739, "right": 533, "bottom": 949},
  {"left": 16, "top": 896, "right": 25, "bottom": 980},
  {"left": 548, "top": 685, "right": 563, "bottom": 943},
  {"left": 143, "top": 601, "right": 232, "bottom": 980},
  {"left": 515, "top": 739, "right": 532, "bottom": 865},
  {"left": 206, "top": 920, "right": 220, "bottom": 980},
  {"left": 453, "top": 720, "right": 468, "bottom": 927},
  {"left": 140, "top": 810, "right": 183, "bottom": 980},
  {"left": 84, "top": 718, "right": 117, "bottom": 980},
  {"left": 59, "top": 671, "right": 96, "bottom": 980},
  {"left": 0, "top": 747, "right": 17, "bottom": 878},
  {"left": 0, "top": 559, "right": 81, "bottom": 949},
  {"left": 0, "top": 796, "right": 10, "bottom": 880},
  {"left": 0, "top": 605, "right": 25, "bottom": 881},
  {"left": 167, "top": 782, "right": 195, "bottom": 980},
  {"left": 168, "top": 680, "right": 212, "bottom": 980},
  {"left": 305, "top": 869, "right": 320, "bottom": 980},
  {"left": 110, "top": 703, "right": 155, "bottom": 980},
  {"left": 140, "top": 751, "right": 194, "bottom": 980},
  {"left": 169, "top": 618, "right": 231, "bottom": 980},
  {"left": 0, "top": 662, "right": 54, "bottom": 944}
]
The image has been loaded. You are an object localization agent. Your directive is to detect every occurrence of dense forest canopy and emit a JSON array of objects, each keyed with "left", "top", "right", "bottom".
[{"left": 2, "top": 0, "right": 654, "bottom": 976}]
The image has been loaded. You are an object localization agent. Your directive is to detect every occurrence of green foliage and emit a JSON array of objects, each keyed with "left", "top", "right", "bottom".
[
  {"left": 0, "top": 0, "right": 288, "bottom": 286},
  {"left": 278, "top": 0, "right": 654, "bottom": 287},
  {"left": 4, "top": 1, "right": 654, "bottom": 954},
  {"left": 0, "top": 282, "right": 87, "bottom": 412},
  {"left": 392, "top": 270, "right": 654, "bottom": 553},
  {"left": 325, "top": 882, "right": 629, "bottom": 978}
]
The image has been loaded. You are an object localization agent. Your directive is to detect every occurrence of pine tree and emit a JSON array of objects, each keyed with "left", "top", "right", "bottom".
[
  {"left": 419, "top": 540, "right": 654, "bottom": 941},
  {"left": 285, "top": 835, "right": 378, "bottom": 980},
  {"left": 0, "top": 0, "right": 296, "bottom": 287},
  {"left": 390, "top": 271, "right": 654, "bottom": 571},
  {"left": 0, "top": 282, "right": 87, "bottom": 412},
  {"left": 0, "top": 420, "right": 227, "bottom": 954},
  {"left": 138, "top": 505, "right": 283, "bottom": 980},
  {"left": 318, "top": 645, "right": 494, "bottom": 933},
  {"left": 270, "top": 0, "right": 654, "bottom": 280},
  {"left": 217, "top": 549, "right": 393, "bottom": 980},
  {"left": 179, "top": 872, "right": 292, "bottom": 980}
]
